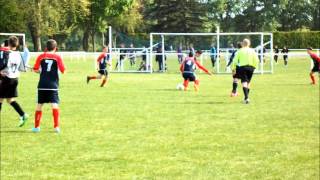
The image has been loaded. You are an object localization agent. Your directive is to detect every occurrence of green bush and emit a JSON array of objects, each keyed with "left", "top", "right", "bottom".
[{"left": 273, "top": 31, "right": 320, "bottom": 49}]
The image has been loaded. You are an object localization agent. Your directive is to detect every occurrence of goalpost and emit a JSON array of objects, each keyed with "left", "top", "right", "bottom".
[{"left": 150, "top": 31, "right": 274, "bottom": 74}]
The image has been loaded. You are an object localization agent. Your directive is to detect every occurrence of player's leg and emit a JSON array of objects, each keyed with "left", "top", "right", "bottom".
[
  {"left": 87, "top": 71, "right": 102, "bottom": 83},
  {"left": 51, "top": 103, "right": 60, "bottom": 133},
  {"left": 32, "top": 103, "right": 43, "bottom": 132},
  {"left": 310, "top": 71, "right": 316, "bottom": 85},
  {"left": 7, "top": 98, "right": 27, "bottom": 126},
  {"left": 231, "top": 77, "right": 239, "bottom": 97},
  {"left": 193, "top": 75, "right": 199, "bottom": 91},
  {"left": 182, "top": 73, "right": 189, "bottom": 91},
  {"left": 100, "top": 72, "right": 108, "bottom": 87},
  {"left": 211, "top": 57, "right": 215, "bottom": 68}
]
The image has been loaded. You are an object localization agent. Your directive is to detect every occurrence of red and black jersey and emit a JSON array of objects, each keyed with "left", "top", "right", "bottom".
[
  {"left": 180, "top": 57, "right": 210, "bottom": 74},
  {"left": 97, "top": 52, "right": 110, "bottom": 70},
  {"left": 310, "top": 53, "right": 320, "bottom": 64},
  {"left": 33, "top": 53, "right": 65, "bottom": 90},
  {"left": 310, "top": 52, "right": 320, "bottom": 69}
]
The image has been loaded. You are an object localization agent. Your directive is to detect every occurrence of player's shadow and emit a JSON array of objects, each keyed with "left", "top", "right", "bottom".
[
  {"left": 169, "top": 101, "right": 226, "bottom": 105},
  {"left": 151, "top": 88, "right": 178, "bottom": 92},
  {"left": 0, "top": 129, "right": 52, "bottom": 134}
]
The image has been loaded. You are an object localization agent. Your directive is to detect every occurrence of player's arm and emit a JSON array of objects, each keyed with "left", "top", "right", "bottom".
[
  {"left": 180, "top": 60, "right": 185, "bottom": 73},
  {"left": 195, "top": 60, "right": 211, "bottom": 75},
  {"left": 57, "top": 56, "right": 66, "bottom": 73},
  {"left": 33, "top": 54, "right": 43, "bottom": 73}
]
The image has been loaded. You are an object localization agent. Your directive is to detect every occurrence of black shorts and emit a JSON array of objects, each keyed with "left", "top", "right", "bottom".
[
  {"left": 311, "top": 63, "right": 319, "bottom": 72},
  {"left": 182, "top": 72, "right": 196, "bottom": 81},
  {"left": 37, "top": 90, "right": 59, "bottom": 104},
  {"left": 98, "top": 70, "right": 108, "bottom": 76},
  {"left": 238, "top": 66, "right": 255, "bottom": 83},
  {"left": 0, "top": 76, "right": 18, "bottom": 98},
  {"left": 233, "top": 67, "right": 240, "bottom": 79}
]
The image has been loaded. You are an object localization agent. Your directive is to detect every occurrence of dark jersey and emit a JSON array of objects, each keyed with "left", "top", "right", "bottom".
[
  {"left": 120, "top": 49, "right": 126, "bottom": 60},
  {"left": 274, "top": 48, "right": 279, "bottom": 54},
  {"left": 182, "top": 57, "right": 196, "bottom": 73},
  {"left": 180, "top": 57, "right": 209, "bottom": 74},
  {"left": 34, "top": 53, "right": 65, "bottom": 90},
  {"left": 310, "top": 52, "right": 320, "bottom": 70},
  {"left": 97, "top": 53, "right": 109, "bottom": 70}
]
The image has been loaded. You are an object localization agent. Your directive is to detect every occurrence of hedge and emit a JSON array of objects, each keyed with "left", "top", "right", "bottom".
[{"left": 273, "top": 31, "right": 320, "bottom": 49}]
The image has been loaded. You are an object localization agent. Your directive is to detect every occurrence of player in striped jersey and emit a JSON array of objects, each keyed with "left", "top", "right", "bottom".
[
  {"left": 180, "top": 50, "right": 212, "bottom": 91},
  {"left": 87, "top": 46, "right": 111, "bottom": 87},
  {"left": 32, "top": 39, "right": 66, "bottom": 133}
]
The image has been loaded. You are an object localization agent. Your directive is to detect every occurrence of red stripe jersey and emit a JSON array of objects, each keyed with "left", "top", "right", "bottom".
[
  {"left": 33, "top": 52, "right": 65, "bottom": 90},
  {"left": 310, "top": 52, "right": 320, "bottom": 63}
]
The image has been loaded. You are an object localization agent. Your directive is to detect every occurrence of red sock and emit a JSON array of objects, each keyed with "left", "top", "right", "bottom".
[
  {"left": 34, "top": 111, "right": 42, "bottom": 128},
  {"left": 310, "top": 74, "right": 315, "bottom": 84},
  {"left": 183, "top": 80, "right": 189, "bottom": 90},
  {"left": 89, "top": 76, "right": 97, "bottom": 80},
  {"left": 52, "top": 108, "right": 60, "bottom": 128},
  {"left": 195, "top": 79, "right": 200, "bottom": 86},
  {"left": 100, "top": 79, "right": 107, "bottom": 87}
]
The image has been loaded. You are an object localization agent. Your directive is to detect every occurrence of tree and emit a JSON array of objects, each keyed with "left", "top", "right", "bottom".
[
  {"left": 81, "top": 0, "right": 133, "bottom": 51},
  {"left": 145, "top": 0, "right": 209, "bottom": 33}
]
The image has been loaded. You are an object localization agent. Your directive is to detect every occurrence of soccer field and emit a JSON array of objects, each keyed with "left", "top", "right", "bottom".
[{"left": 1, "top": 56, "right": 319, "bottom": 179}]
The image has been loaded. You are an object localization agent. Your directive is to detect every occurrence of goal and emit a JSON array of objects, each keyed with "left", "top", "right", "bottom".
[{"left": 149, "top": 31, "right": 274, "bottom": 74}]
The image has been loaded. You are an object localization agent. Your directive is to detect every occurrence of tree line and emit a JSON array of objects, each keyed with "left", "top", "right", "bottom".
[{"left": 0, "top": 0, "right": 319, "bottom": 51}]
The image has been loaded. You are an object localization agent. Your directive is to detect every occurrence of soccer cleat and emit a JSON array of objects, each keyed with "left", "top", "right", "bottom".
[
  {"left": 86, "top": 76, "right": 90, "bottom": 84},
  {"left": 243, "top": 99, "right": 250, "bottom": 104},
  {"left": 32, "top": 127, "right": 41, "bottom": 133},
  {"left": 230, "top": 92, "right": 239, "bottom": 97},
  {"left": 18, "top": 114, "right": 29, "bottom": 127},
  {"left": 54, "top": 127, "right": 61, "bottom": 133}
]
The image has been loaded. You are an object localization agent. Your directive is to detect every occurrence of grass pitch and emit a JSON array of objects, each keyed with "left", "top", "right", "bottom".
[{"left": 1, "top": 55, "right": 319, "bottom": 179}]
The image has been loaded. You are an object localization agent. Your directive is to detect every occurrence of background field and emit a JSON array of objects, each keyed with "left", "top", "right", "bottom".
[{"left": 1, "top": 55, "right": 319, "bottom": 179}]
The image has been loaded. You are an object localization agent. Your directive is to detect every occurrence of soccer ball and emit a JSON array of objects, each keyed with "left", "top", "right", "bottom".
[{"left": 176, "top": 83, "right": 184, "bottom": 90}]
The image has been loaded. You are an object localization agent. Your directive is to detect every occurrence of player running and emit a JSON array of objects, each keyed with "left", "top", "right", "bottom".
[
  {"left": 32, "top": 39, "right": 66, "bottom": 133},
  {"left": 226, "top": 42, "right": 242, "bottom": 97},
  {"left": 232, "top": 39, "right": 259, "bottom": 104},
  {"left": 87, "top": 46, "right": 111, "bottom": 87},
  {"left": 307, "top": 47, "right": 320, "bottom": 85},
  {"left": 180, "top": 50, "right": 212, "bottom": 91},
  {"left": 0, "top": 36, "right": 29, "bottom": 127}
]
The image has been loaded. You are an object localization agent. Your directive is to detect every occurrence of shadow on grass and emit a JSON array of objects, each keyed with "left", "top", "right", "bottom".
[
  {"left": 0, "top": 129, "right": 53, "bottom": 134},
  {"left": 168, "top": 101, "right": 227, "bottom": 105}
]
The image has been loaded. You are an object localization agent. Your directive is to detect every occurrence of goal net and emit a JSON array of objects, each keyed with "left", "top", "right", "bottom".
[{"left": 150, "top": 32, "right": 274, "bottom": 74}]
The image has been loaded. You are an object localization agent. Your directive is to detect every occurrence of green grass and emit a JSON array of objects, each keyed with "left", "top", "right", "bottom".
[{"left": 1, "top": 55, "right": 319, "bottom": 179}]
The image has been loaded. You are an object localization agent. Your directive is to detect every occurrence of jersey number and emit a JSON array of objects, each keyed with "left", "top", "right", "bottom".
[{"left": 45, "top": 60, "right": 53, "bottom": 72}]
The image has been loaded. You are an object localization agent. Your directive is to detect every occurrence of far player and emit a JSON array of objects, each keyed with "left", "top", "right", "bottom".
[
  {"left": 180, "top": 50, "right": 212, "bottom": 91},
  {"left": 226, "top": 42, "right": 242, "bottom": 97},
  {"left": 210, "top": 44, "right": 217, "bottom": 69},
  {"left": 274, "top": 45, "right": 279, "bottom": 64},
  {"left": 307, "top": 47, "right": 320, "bottom": 85},
  {"left": 0, "top": 36, "right": 28, "bottom": 127},
  {"left": 32, "top": 39, "right": 66, "bottom": 133},
  {"left": 232, "top": 39, "right": 259, "bottom": 104},
  {"left": 177, "top": 44, "right": 183, "bottom": 64},
  {"left": 87, "top": 46, "right": 111, "bottom": 87},
  {"left": 282, "top": 46, "right": 289, "bottom": 66}
]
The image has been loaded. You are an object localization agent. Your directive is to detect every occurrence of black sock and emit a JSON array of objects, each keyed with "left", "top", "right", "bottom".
[
  {"left": 10, "top": 101, "right": 24, "bottom": 117},
  {"left": 243, "top": 87, "right": 249, "bottom": 100},
  {"left": 232, "top": 82, "right": 238, "bottom": 93},
  {"left": 0, "top": 102, "right": 2, "bottom": 111}
]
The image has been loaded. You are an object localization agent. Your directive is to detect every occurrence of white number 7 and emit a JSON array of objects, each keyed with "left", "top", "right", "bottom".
[{"left": 45, "top": 60, "right": 53, "bottom": 72}]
